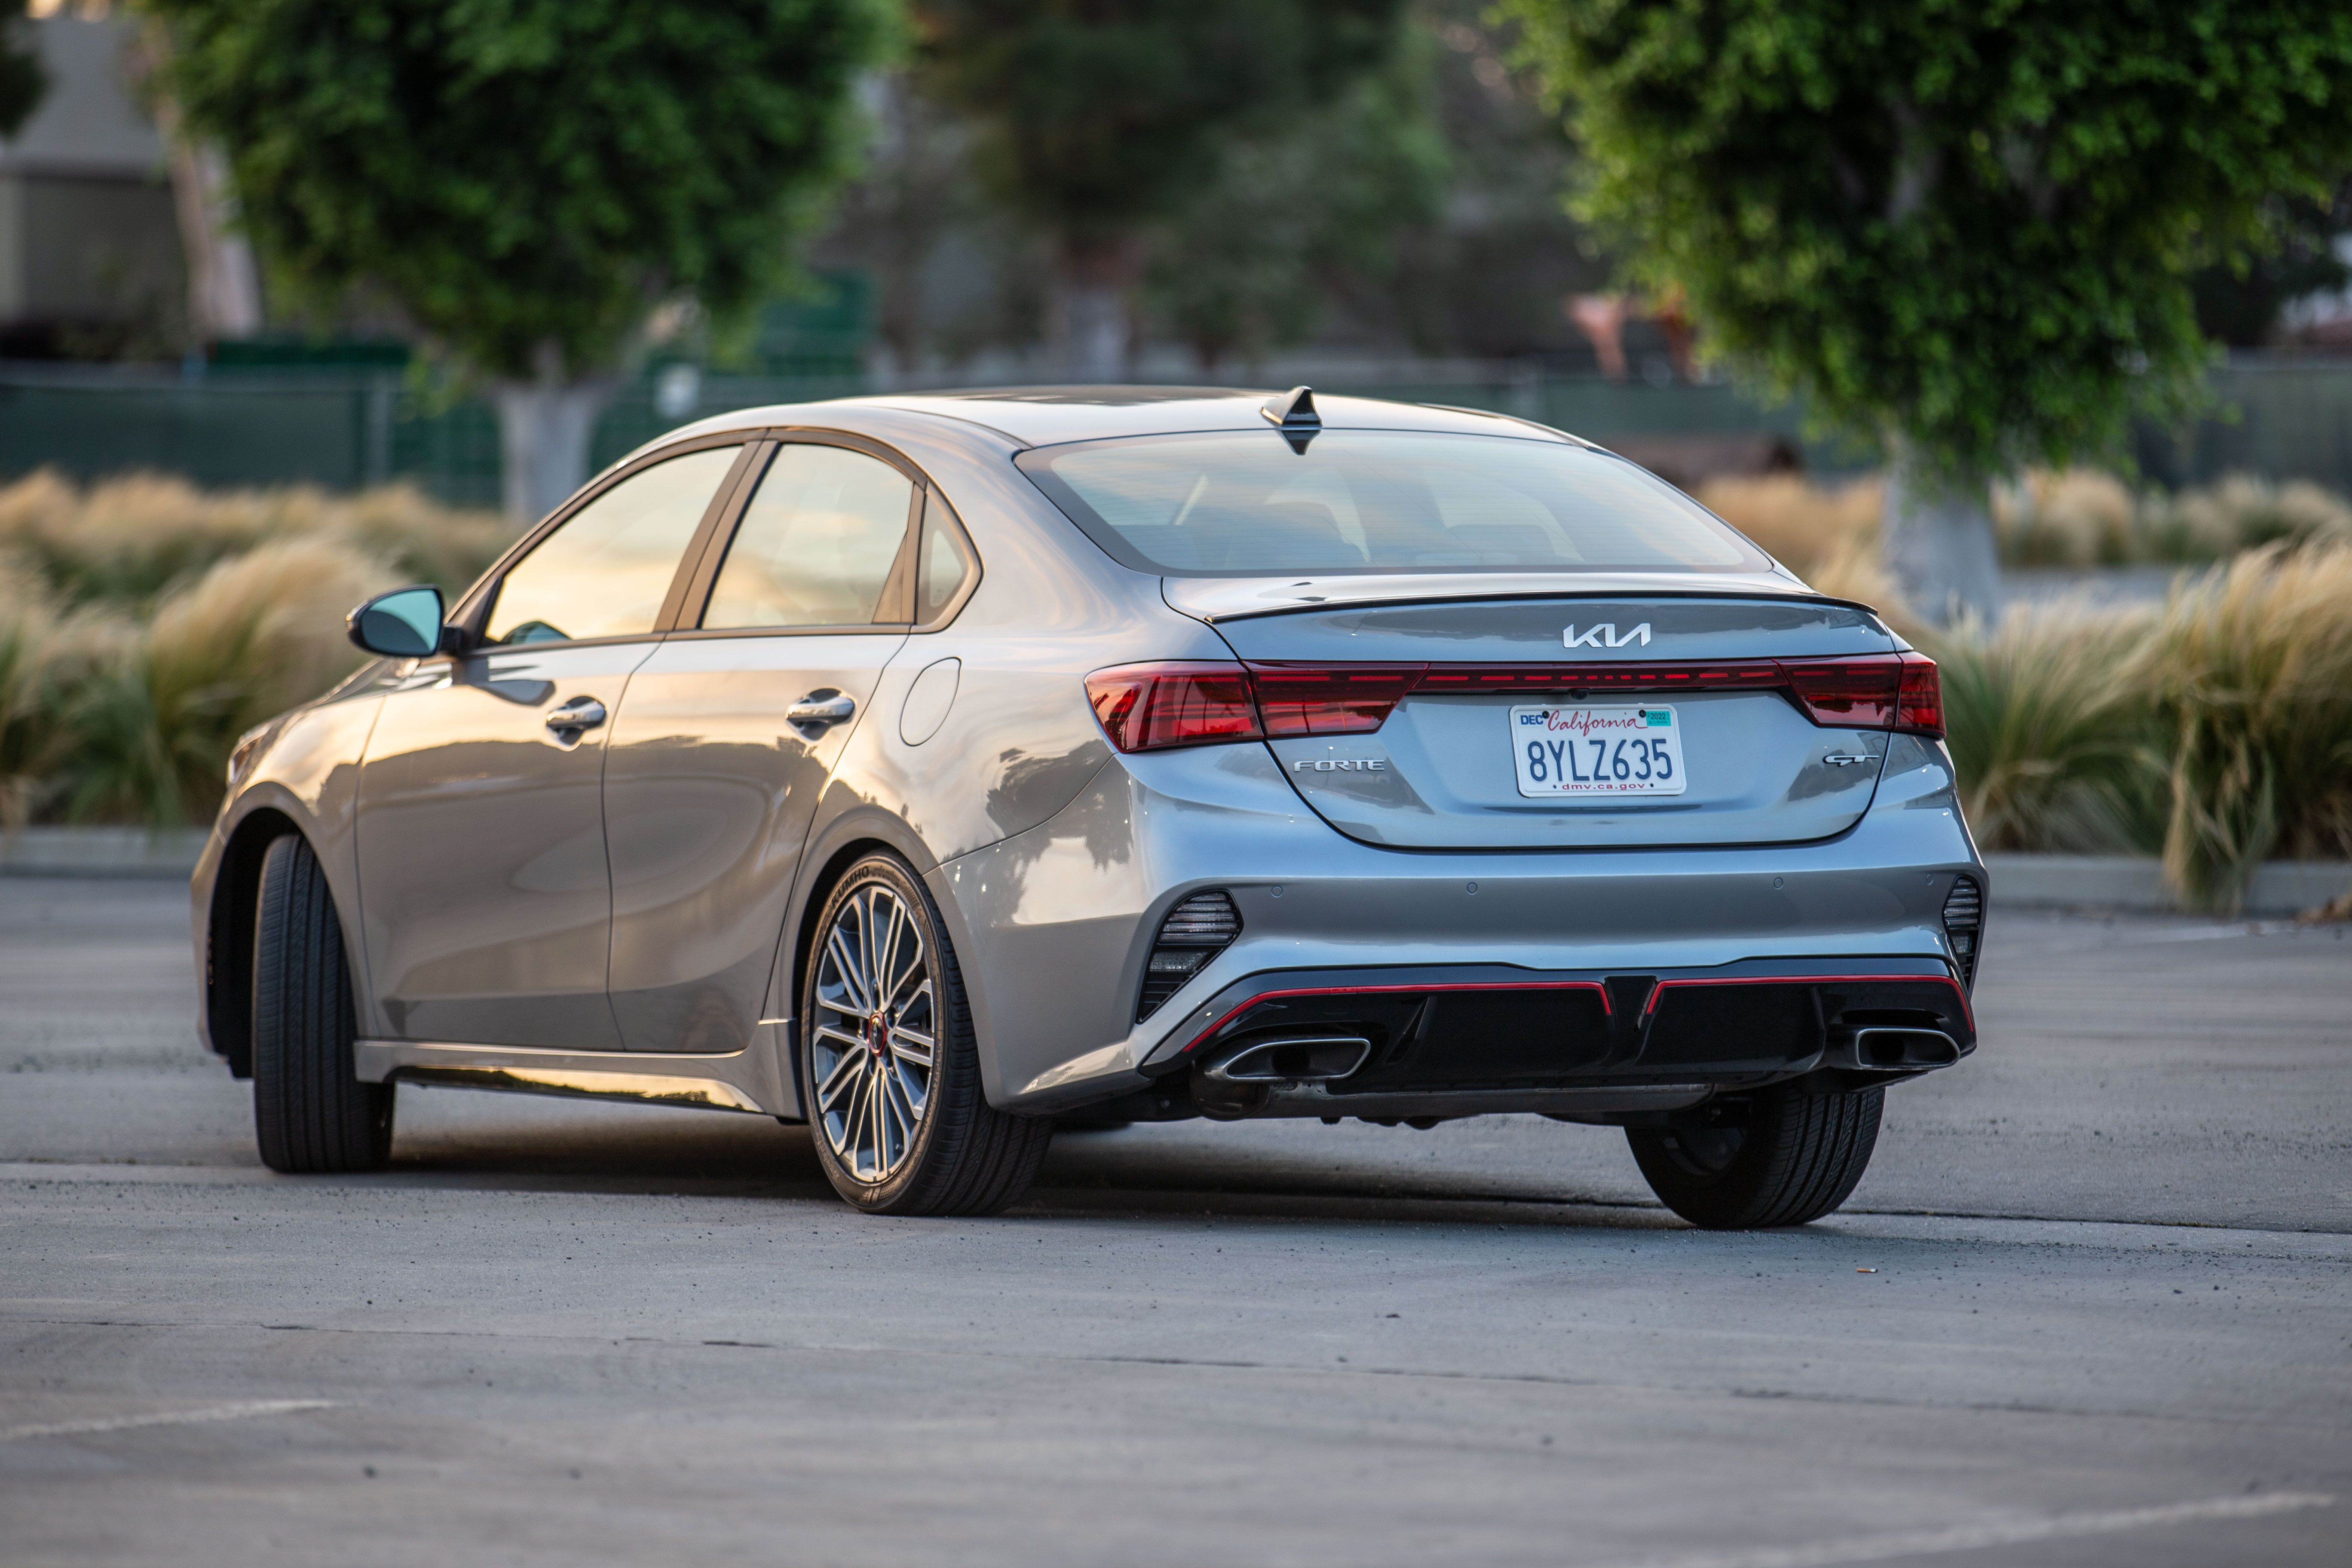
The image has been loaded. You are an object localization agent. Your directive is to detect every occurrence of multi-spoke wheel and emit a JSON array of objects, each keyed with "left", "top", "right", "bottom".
[
  {"left": 800, "top": 853, "right": 1053, "bottom": 1215},
  {"left": 810, "top": 879, "right": 938, "bottom": 1184}
]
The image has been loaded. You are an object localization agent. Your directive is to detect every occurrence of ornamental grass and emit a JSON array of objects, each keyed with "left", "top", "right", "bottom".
[
  {"left": 2142, "top": 542, "right": 2352, "bottom": 910},
  {"left": 0, "top": 471, "right": 2346, "bottom": 914},
  {"left": 0, "top": 469, "right": 494, "bottom": 827},
  {"left": 0, "top": 469, "right": 505, "bottom": 608}
]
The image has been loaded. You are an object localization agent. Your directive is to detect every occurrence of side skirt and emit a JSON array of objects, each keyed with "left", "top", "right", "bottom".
[{"left": 354, "top": 1024, "right": 798, "bottom": 1119}]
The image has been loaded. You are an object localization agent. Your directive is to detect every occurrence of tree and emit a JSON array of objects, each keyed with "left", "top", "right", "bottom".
[
  {"left": 1143, "top": 31, "right": 1448, "bottom": 370},
  {"left": 911, "top": 0, "right": 1411, "bottom": 380},
  {"left": 0, "top": 3, "right": 49, "bottom": 141},
  {"left": 138, "top": 0, "right": 896, "bottom": 523},
  {"left": 1507, "top": 1, "right": 2352, "bottom": 622},
  {"left": 2190, "top": 182, "right": 2352, "bottom": 347}
]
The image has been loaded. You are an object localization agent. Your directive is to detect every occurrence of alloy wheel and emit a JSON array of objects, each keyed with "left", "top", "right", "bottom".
[{"left": 810, "top": 882, "right": 938, "bottom": 1184}]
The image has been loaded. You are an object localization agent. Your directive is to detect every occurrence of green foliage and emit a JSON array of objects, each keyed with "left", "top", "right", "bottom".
[
  {"left": 2144, "top": 542, "right": 2352, "bottom": 908},
  {"left": 0, "top": 5, "right": 49, "bottom": 141},
  {"left": 0, "top": 476, "right": 505, "bottom": 826},
  {"left": 1911, "top": 542, "right": 2352, "bottom": 910},
  {"left": 138, "top": 0, "right": 899, "bottom": 379},
  {"left": 2190, "top": 184, "right": 2352, "bottom": 347},
  {"left": 1143, "top": 31, "right": 1449, "bottom": 366},
  {"left": 0, "top": 469, "right": 506, "bottom": 609},
  {"left": 1506, "top": 0, "right": 2352, "bottom": 486},
  {"left": 912, "top": 0, "right": 1410, "bottom": 248},
  {"left": 1925, "top": 605, "right": 2165, "bottom": 855}
]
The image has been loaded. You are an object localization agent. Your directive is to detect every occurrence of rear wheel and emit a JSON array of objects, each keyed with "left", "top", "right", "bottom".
[
  {"left": 801, "top": 853, "right": 1052, "bottom": 1216},
  {"left": 1627, "top": 1084, "right": 1881, "bottom": 1228},
  {"left": 251, "top": 833, "right": 393, "bottom": 1173}
]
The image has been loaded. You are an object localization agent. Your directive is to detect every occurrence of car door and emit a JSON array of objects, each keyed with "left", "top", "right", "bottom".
[
  {"left": 353, "top": 440, "right": 752, "bottom": 1049},
  {"left": 602, "top": 436, "right": 942, "bottom": 1053}
]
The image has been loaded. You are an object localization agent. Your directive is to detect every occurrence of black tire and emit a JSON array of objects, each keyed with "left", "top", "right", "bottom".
[
  {"left": 251, "top": 833, "right": 393, "bottom": 1173},
  {"left": 1626, "top": 1084, "right": 1882, "bottom": 1229},
  {"left": 800, "top": 852, "right": 1052, "bottom": 1216}
]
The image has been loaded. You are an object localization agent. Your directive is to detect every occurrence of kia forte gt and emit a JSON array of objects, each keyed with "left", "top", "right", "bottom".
[{"left": 196, "top": 386, "right": 1985, "bottom": 1224}]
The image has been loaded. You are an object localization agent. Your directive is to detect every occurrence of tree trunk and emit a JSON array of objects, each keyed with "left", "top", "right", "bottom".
[
  {"left": 1882, "top": 448, "right": 2003, "bottom": 627},
  {"left": 491, "top": 352, "right": 616, "bottom": 526},
  {"left": 150, "top": 84, "right": 263, "bottom": 344},
  {"left": 1057, "top": 236, "right": 1140, "bottom": 383}
]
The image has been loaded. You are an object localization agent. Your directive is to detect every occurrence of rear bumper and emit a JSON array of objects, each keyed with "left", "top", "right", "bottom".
[
  {"left": 938, "top": 735, "right": 1985, "bottom": 1113},
  {"left": 1141, "top": 957, "right": 1969, "bottom": 1121}
]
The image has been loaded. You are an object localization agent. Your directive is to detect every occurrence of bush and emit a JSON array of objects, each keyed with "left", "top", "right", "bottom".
[
  {"left": 1913, "top": 541, "right": 2352, "bottom": 911},
  {"left": 2144, "top": 542, "right": 2352, "bottom": 909},
  {"left": 52, "top": 539, "right": 394, "bottom": 825},
  {"left": 1703, "top": 466, "right": 2352, "bottom": 576},
  {"left": 1700, "top": 473, "right": 2352, "bottom": 907},
  {"left": 0, "top": 474, "right": 497, "bottom": 827},
  {"left": 1924, "top": 603, "right": 2163, "bottom": 855},
  {"left": 0, "top": 469, "right": 506, "bottom": 608}
]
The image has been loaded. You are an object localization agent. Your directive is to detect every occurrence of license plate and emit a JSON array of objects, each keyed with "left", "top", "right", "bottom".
[{"left": 1510, "top": 705, "right": 1687, "bottom": 797}]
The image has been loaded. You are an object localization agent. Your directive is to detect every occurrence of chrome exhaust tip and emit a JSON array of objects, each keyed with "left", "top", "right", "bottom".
[
  {"left": 1847, "top": 1026, "right": 1962, "bottom": 1070},
  {"left": 1204, "top": 1035, "right": 1372, "bottom": 1084}
]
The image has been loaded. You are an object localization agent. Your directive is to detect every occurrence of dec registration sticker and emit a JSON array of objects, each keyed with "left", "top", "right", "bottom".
[{"left": 1510, "top": 705, "right": 1687, "bottom": 797}]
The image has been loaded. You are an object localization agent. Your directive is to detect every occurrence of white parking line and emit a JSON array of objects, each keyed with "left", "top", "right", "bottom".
[
  {"left": 1603, "top": 1492, "right": 2334, "bottom": 1568},
  {"left": 0, "top": 1399, "right": 335, "bottom": 1442}
]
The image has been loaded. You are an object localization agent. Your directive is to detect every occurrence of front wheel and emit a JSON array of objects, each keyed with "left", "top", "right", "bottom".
[
  {"left": 801, "top": 853, "right": 1052, "bottom": 1216},
  {"left": 1627, "top": 1085, "right": 1882, "bottom": 1229},
  {"left": 251, "top": 833, "right": 393, "bottom": 1173}
]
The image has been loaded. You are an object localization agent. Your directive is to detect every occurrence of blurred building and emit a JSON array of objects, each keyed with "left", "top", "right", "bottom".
[{"left": 0, "top": 8, "right": 185, "bottom": 359}]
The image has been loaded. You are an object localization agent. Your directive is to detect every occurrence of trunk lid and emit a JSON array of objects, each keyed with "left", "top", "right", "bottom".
[{"left": 1197, "top": 591, "right": 1900, "bottom": 850}]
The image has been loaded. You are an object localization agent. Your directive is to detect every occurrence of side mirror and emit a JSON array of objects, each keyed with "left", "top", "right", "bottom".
[{"left": 347, "top": 586, "right": 450, "bottom": 658}]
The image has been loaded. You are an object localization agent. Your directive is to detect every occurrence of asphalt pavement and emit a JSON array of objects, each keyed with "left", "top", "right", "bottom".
[{"left": 1, "top": 876, "right": 2346, "bottom": 1567}]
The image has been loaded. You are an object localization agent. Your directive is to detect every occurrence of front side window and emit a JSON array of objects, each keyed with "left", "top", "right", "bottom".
[
  {"left": 703, "top": 444, "right": 916, "bottom": 629},
  {"left": 485, "top": 446, "right": 741, "bottom": 645},
  {"left": 1017, "top": 430, "right": 1768, "bottom": 576}
]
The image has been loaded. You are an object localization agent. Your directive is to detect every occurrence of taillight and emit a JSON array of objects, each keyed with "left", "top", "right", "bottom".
[
  {"left": 1247, "top": 663, "right": 1424, "bottom": 736},
  {"left": 1086, "top": 662, "right": 1262, "bottom": 753},
  {"left": 1779, "top": 657, "right": 1902, "bottom": 728},
  {"left": 1896, "top": 652, "right": 1943, "bottom": 738},
  {"left": 1088, "top": 650, "right": 1947, "bottom": 753},
  {"left": 1776, "top": 653, "right": 1943, "bottom": 738}
]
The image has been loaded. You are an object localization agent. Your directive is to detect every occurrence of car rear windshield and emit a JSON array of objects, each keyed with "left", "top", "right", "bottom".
[{"left": 1016, "top": 430, "right": 1768, "bottom": 576}]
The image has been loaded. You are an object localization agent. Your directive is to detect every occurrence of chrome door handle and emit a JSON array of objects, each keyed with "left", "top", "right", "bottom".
[
  {"left": 785, "top": 692, "right": 856, "bottom": 727},
  {"left": 545, "top": 697, "right": 607, "bottom": 732}
]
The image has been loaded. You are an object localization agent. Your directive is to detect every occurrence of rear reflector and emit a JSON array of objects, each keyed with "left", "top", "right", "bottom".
[
  {"left": 1138, "top": 889, "right": 1242, "bottom": 1020},
  {"left": 1941, "top": 874, "right": 1982, "bottom": 988},
  {"left": 1087, "top": 663, "right": 1262, "bottom": 753},
  {"left": 1087, "top": 650, "right": 1945, "bottom": 753}
]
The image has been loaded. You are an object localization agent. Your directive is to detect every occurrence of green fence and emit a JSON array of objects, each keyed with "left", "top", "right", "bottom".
[{"left": 5, "top": 355, "right": 2351, "bottom": 506}]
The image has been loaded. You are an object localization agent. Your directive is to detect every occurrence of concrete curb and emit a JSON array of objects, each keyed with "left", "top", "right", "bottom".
[
  {"left": 0, "top": 827, "right": 208, "bottom": 880},
  {"left": 1984, "top": 853, "right": 2352, "bottom": 918}
]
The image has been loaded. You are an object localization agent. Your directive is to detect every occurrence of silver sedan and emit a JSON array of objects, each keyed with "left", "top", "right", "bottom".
[{"left": 196, "top": 387, "right": 1985, "bottom": 1224}]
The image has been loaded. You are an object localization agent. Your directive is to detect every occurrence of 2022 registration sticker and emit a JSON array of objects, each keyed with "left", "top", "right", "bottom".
[{"left": 1510, "top": 705, "right": 1689, "bottom": 797}]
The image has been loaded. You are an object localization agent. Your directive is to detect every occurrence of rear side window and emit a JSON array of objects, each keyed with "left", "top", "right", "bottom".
[
  {"left": 917, "top": 490, "right": 978, "bottom": 623},
  {"left": 486, "top": 446, "right": 740, "bottom": 645},
  {"left": 703, "top": 444, "right": 917, "bottom": 629},
  {"left": 1017, "top": 430, "right": 1767, "bottom": 576}
]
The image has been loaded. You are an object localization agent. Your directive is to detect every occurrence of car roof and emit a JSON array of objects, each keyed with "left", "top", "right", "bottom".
[{"left": 674, "top": 386, "right": 1585, "bottom": 450}]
